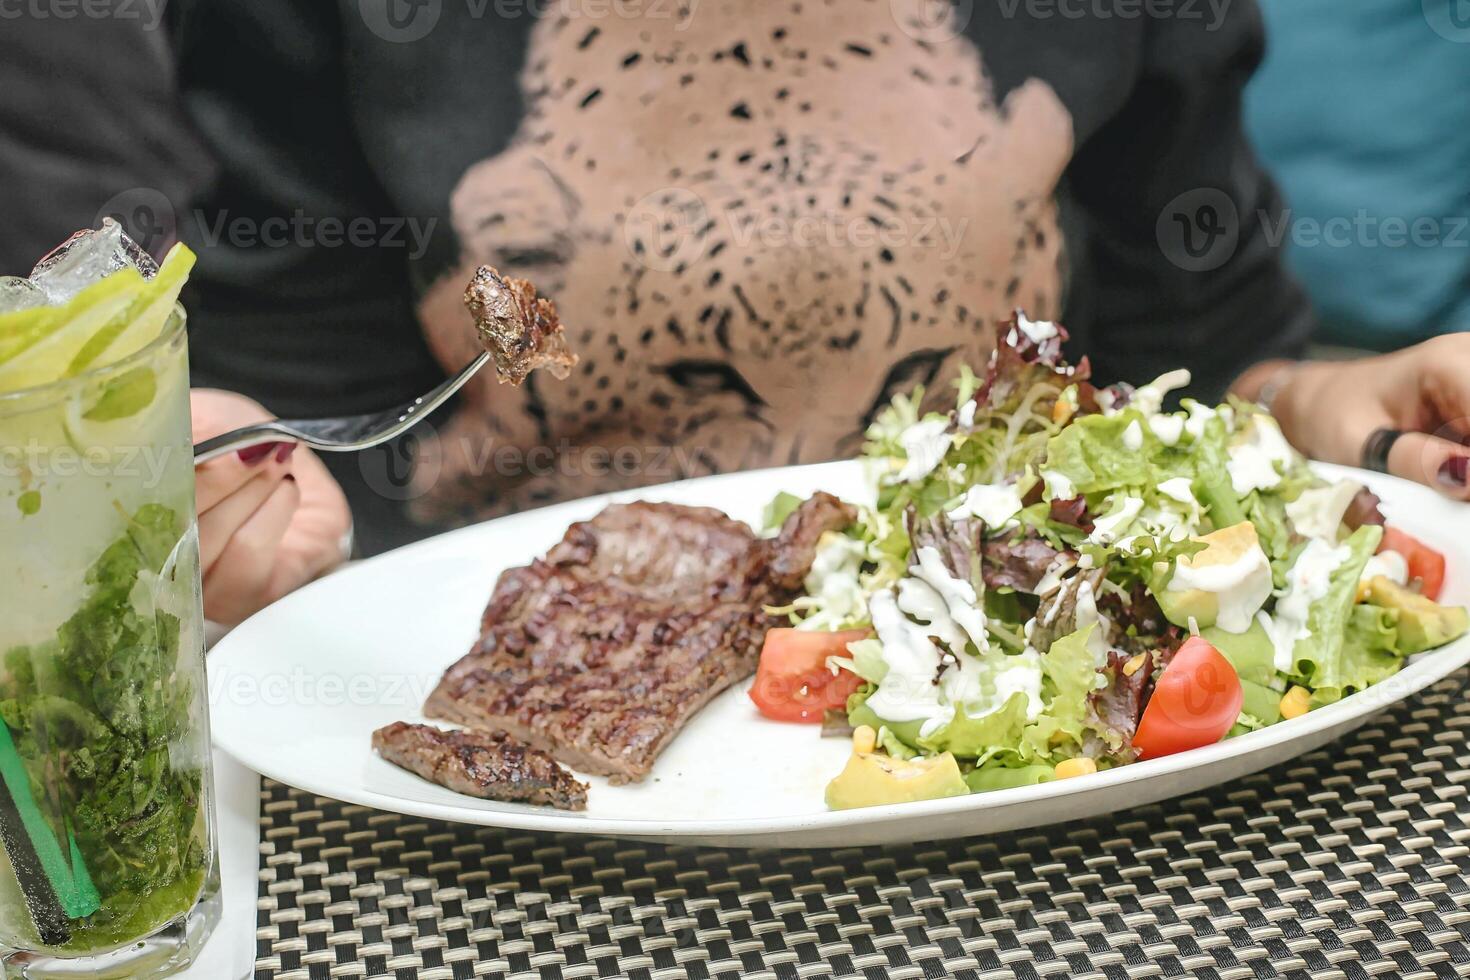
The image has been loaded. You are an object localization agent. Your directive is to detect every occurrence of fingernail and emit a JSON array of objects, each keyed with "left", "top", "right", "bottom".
[
  {"left": 274, "top": 442, "right": 297, "bottom": 463},
  {"left": 1438, "top": 456, "right": 1468, "bottom": 488},
  {"left": 237, "top": 443, "right": 277, "bottom": 465}
]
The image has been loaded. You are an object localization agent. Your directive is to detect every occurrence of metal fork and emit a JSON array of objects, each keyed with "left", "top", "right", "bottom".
[{"left": 193, "top": 352, "right": 491, "bottom": 463}]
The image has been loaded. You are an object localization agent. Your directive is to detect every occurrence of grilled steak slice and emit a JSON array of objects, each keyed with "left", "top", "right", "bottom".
[
  {"left": 766, "top": 490, "right": 859, "bottom": 592},
  {"left": 372, "top": 722, "right": 588, "bottom": 810},
  {"left": 464, "top": 264, "right": 578, "bottom": 385},
  {"left": 425, "top": 493, "right": 855, "bottom": 783}
]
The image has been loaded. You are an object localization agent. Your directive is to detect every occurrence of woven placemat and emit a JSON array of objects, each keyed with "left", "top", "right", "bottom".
[{"left": 254, "top": 669, "right": 1470, "bottom": 980}]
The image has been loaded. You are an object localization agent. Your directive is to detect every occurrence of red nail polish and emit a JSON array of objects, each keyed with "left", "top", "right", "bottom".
[
  {"left": 1438, "top": 456, "right": 1468, "bottom": 488},
  {"left": 274, "top": 442, "right": 297, "bottom": 463},
  {"left": 237, "top": 443, "right": 276, "bottom": 465}
]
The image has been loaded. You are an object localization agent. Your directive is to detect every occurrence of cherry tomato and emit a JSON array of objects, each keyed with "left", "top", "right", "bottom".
[
  {"left": 748, "top": 629, "right": 871, "bottom": 723},
  {"left": 1380, "top": 527, "right": 1446, "bottom": 601},
  {"left": 1132, "top": 636, "right": 1243, "bottom": 760}
]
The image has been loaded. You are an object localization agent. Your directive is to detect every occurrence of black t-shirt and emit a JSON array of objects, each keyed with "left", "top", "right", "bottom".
[
  {"left": 0, "top": 16, "right": 211, "bottom": 275},
  {"left": 168, "top": 0, "right": 1312, "bottom": 554}
]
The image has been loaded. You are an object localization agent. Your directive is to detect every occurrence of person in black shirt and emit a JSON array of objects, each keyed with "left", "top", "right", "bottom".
[{"left": 104, "top": 1, "right": 1470, "bottom": 616}]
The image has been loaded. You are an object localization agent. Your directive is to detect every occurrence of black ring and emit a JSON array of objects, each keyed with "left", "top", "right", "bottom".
[{"left": 1361, "top": 428, "right": 1405, "bottom": 474}]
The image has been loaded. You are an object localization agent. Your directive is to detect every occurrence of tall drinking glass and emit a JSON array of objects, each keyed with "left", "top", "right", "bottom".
[{"left": 0, "top": 307, "right": 219, "bottom": 978}]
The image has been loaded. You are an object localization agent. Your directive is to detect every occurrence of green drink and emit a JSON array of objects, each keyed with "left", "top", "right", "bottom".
[{"left": 0, "top": 223, "right": 219, "bottom": 977}]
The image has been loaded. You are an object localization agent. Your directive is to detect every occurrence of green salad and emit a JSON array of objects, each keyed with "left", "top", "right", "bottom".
[{"left": 765, "top": 314, "right": 1468, "bottom": 809}]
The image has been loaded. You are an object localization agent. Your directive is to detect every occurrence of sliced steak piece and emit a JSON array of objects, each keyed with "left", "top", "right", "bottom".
[
  {"left": 766, "top": 491, "right": 860, "bottom": 591},
  {"left": 424, "top": 493, "right": 855, "bottom": 783},
  {"left": 371, "top": 722, "right": 588, "bottom": 810},
  {"left": 464, "top": 264, "right": 578, "bottom": 385}
]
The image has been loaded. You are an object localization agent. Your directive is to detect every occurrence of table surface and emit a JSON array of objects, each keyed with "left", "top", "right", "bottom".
[{"left": 251, "top": 669, "right": 1470, "bottom": 980}]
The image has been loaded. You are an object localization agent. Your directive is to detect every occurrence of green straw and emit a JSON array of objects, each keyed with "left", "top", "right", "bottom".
[{"left": 0, "top": 724, "right": 99, "bottom": 919}]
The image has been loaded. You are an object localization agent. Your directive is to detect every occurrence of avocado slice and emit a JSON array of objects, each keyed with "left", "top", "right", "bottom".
[
  {"left": 1238, "top": 677, "right": 1283, "bottom": 726},
  {"left": 1365, "top": 577, "right": 1469, "bottom": 654},
  {"left": 825, "top": 735, "right": 969, "bottom": 810},
  {"left": 1157, "top": 522, "right": 1273, "bottom": 632}
]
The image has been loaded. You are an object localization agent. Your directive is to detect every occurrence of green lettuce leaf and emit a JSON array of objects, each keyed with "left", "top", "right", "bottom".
[
  {"left": 1283, "top": 525, "right": 1383, "bottom": 690},
  {"left": 841, "top": 638, "right": 888, "bottom": 685},
  {"left": 762, "top": 491, "right": 803, "bottom": 531},
  {"left": 1243, "top": 491, "right": 1292, "bottom": 569},
  {"left": 1313, "top": 602, "right": 1405, "bottom": 705},
  {"left": 1017, "top": 625, "right": 1099, "bottom": 760},
  {"left": 876, "top": 726, "right": 917, "bottom": 761},
  {"left": 1190, "top": 414, "right": 1245, "bottom": 529},
  {"left": 1041, "top": 412, "right": 1152, "bottom": 497},
  {"left": 850, "top": 691, "right": 1032, "bottom": 761},
  {"left": 965, "top": 763, "right": 1056, "bottom": 793}
]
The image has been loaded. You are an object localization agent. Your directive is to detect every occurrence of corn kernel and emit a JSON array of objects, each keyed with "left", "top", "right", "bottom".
[
  {"left": 1052, "top": 399, "right": 1075, "bottom": 426},
  {"left": 852, "top": 725, "right": 877, "bottom": 755},
  {"left": 1055, "top": 757, "right": 1098, "bottom": 780},
  {"left": 1122, "top": 653, "right": 1148, "bottom": 677},
  {"left": 1279, "top": 686, "right": 1311, "bottom": 720}
]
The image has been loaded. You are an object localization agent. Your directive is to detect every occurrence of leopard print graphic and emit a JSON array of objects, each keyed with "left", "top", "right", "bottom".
[{"left": 414, "top": 0, "right": 1072, "bottom": 525}]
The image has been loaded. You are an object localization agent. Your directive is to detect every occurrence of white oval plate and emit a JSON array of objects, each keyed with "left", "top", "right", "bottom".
[{"left": 209, "top": 461, "right": 1470, "bottom": 848}]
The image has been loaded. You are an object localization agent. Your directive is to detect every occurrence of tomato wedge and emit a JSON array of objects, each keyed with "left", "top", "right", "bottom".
[
  {"left": 1132, "top": 636, "right": 1243, "bottom": 760},
  {"left": 749, "top": 628, "right": 871, "bottom": 722},
  {"left": 1379, "top": 527, "right": 1446, "bottom": 601}
]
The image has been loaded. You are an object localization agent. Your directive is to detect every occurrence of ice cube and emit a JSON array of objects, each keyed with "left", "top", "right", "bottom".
[
  {"left": 0, "top": 276, "right": 48, "bottom": 314},
  {"left": 28, "top": 218, "right": 158, "bottom": 304}
]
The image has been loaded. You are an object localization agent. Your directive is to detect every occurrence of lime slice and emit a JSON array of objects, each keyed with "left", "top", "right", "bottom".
[
  {"left": 0, "top": 270, "right": 144, "bottom": 394},
  {"left": 66, "top": 244, "right": 196, "bottom": 377}
]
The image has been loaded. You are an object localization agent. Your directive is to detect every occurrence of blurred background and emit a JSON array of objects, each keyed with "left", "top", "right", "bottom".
[
  {"left": 5, "top": 1, "right": 1465, "bottom": 354},
  {"left": 3, "top": 0, "right": 1468, "bottom": 559}
]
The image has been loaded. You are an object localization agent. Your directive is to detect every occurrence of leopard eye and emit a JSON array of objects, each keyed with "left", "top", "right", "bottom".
[
  {"left": 659, "top": 359, "right": 766, "bottom": 410},
  {"left": 495, "top": 242, "right": 572, "bottom": 269},
  {"left": 857, "top": 346, "right": 956, "bottom": 431}
]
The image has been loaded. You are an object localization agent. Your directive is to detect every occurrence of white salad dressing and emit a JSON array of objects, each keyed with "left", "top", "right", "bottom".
[
  {"left": 1227, "top": 415, "right": 1295, "bottom": 496},
  {"left": 983, "top": 648, "right": 1044, "bottom": 721},
  {"left": 1285, "top": 479, "right": 1361, "bottom": 542},
  {"left": 1360, "top": 550, "right": 1408, "bottom": 587},
  {"left": 1141, "top": 477, "right": 1204, "bottom": 542},
  {"left": 897, "top": 578, "right": 968, "bottom": 653},
  {"left": 1168, "top": 541, "right": 1273, "bottom": 634},
  {"left": 957, "top": 399, "right": 977, "bottom": 428},
  {"left": 1183, "top": 400, "right": 1233, "bottom": 442},
  {"left": 1149, "top": 413, "right": 1186, "bottom": 447},
  {"left": 1258, "top": 538, "right": 1352, "bottom": 673},
  {"left": 908, "top": 546, "right": 989, "bottom": 653},
  {"left": 947, "top": 482, "right": 1024, "bottom": 529},
  {"left": 1122, "top": 419, "right": 1144, "bottom": 452},
  {"left": 1088, "top": 494, "right": 1144, "bottom": 546},
  {"left": 797, "top": 532, "right": 868, "bottom": 631},
  {"left": 864, "top": 590, "right": 949, "bottom": 729},
  {"left": 1041, "top": 469, "right": 1075, "bottom": 501},
  {"left": 1033, "top": 555, "right": 1075, "bottom": 598},
  {"left": 866, "top": 535, "right": 1053, "bottom": 734},
  {"left": 1157, "top": 477, "right": 1197, "bottom": 507},
  {"left": 1073, "top": 579, "right": 1113, "bottom": 671},
  {"left": 895, "top": 417, "right": 951, "bottom": 483},
  {"left": 1016, "top": 313, "right": 1059, "bottom": 344},
  {"left": 1130, "top": 368, "right": 1192, "bottom": 417}
]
